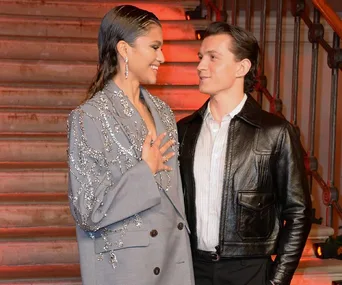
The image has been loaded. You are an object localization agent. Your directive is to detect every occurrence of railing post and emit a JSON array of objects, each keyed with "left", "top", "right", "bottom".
[
  {"left": 326, "top": 32, "right": 341, "bottom": 227},
  {"left": 290, "top": 0, "right": 305, "bottom": 126},
  {"left": 307, "top": 8, "right": 322, "bottom": 196},
  {"left": 231, "top": 0, "right": 237, "bottom": 25},
  {"left": 272, "top": 0, "right": 284, "bottom": 113},
  {"left": 245, "top": 0, "right": 252, "bottom": 31},
  {"left": 257, "top": 0, "right": 268, "bottom": 106}
]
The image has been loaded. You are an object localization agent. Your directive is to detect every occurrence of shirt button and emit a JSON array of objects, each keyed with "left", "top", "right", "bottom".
[
  {"left": 177, "top": 222, "right": 184, "bottom": 230},
  {"left": 153, "top": 267, "right": 160, "bottom": 275},
  {"left": 150, "top": 229, "right": 158, "bottom": 237}
]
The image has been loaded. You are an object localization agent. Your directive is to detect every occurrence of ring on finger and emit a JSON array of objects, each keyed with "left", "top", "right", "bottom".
[{"left": 163, "top": 156, "right": 168, "bottom": 163}]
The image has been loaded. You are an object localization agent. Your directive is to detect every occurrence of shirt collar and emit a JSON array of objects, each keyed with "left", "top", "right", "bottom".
[{"left": 204, "top": 94, "right": 248, "bottom": 121}]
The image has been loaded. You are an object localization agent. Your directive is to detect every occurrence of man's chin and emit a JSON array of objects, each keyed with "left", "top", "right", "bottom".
[{"left": 199, "top": 86, "right": 213, "bottom": 95}]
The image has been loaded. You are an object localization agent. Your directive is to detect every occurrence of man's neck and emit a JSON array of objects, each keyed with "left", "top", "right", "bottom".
[{"left": 209, "top": 90, "right": 245, "bottom": 123}]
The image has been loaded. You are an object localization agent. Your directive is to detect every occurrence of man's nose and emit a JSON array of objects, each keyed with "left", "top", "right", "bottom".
[{"left": 197, "top": 59, "right": 207, "bottom": 71}]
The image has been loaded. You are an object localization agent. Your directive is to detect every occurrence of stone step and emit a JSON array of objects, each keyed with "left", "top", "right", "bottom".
[
  {"left": 0, "top": 0, "right": 198, "bottom": 19},
  {"left": 293, "top": 258, "right": 342, "bottom": 284},
  {"left": 0, "top": 204, "right": 74, "bottom": 227},
  {"left": 0, "top": 170, "right": 67, "bottom": 194},
  {"left": 0, "top": 85, "right": 207, "bottom": 109},
  {"left": 0, "top": 281, "right": 81, "bottom": 285},
  {"left": 0, "top": 264, "right": 80, "bottom": 281},
  {"left": 0, "top": 162, "right": 67, "bottom": 169},
  {"left": 0, "top": 15, "right": 208, "bottom": 40},
  {"left": 0, "top": 59, "right": 198, "bottom": 86},
  {"left": 0, "top": 193, "right": 68, "bottom": 204},
  {"left": 0, "top": 240, "right": 78, "bottom": 266},
  {"left": 0, "top": 100, "right": 199, "bottom": 132},
  {"left": 0, "top": 140, "right": 67, "bottom": 162},
  {"left": 0, "top": 112, "right": 69, "bottom": 134},
  {"left": 0, "top": 226, "right": 75, "bottom": 240},
  {"left": 0, "top": 36, "right": 200, "bottom": 62},
  {"left": 0, "top": 110, "right": 193, "bottom": 136},
  {"left": 302, "top": 224, "right": 335, "bottom": 257}
]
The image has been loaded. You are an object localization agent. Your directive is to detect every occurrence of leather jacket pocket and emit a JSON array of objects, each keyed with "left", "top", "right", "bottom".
[{"left": 237, "top": 192, "right": 275, "bottom": 240}]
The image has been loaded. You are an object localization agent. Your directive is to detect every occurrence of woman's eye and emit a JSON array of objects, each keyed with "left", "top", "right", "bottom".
[{"left": 152, "top": 46, "right": 159, "bottom": 50}]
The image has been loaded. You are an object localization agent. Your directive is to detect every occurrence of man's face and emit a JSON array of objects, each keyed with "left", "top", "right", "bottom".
[{"left": 197, "top": 34, "right": 240, "bottom": 96}]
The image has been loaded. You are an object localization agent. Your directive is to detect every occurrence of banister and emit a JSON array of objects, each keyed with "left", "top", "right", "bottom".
[
  {"left": 204, "top": 0, "right": 222, "bottom": 21},
  {"left": 312, "top": 0, "right": 342, "bottom": 39}
]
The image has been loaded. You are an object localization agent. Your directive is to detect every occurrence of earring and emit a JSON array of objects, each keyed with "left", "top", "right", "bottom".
[{"left": 124, "top": 57, "right": 128, "bottom": 79}]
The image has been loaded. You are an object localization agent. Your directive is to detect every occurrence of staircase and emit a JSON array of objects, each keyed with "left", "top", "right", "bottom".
[{"left": 0, "top": 0, "right": 341, "bottom": 284}]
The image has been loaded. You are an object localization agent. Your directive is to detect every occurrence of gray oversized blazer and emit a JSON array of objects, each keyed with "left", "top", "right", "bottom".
[{"left": 67, "top": 81, "right": 194, "bottom": 285}]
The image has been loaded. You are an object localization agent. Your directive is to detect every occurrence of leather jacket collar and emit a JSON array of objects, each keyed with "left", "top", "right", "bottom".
[{"left": 187, "top": 94, "right": 263, "bottom": 128}]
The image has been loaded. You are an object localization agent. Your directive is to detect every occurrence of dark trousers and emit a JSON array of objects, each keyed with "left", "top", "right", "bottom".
[{"left": 193, "top": 253, "right": 273, "bottom": 285}]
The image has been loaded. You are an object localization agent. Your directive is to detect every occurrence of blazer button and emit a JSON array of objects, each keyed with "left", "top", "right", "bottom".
[
  {"left": 177, "top": 222, "right": 184, "bottom": 230},
  {"left": 150, "top": 229, "right": 158, "bottom": 237},
  {"left": 153, "top": 267, "right": 160, "bottom": 275}
]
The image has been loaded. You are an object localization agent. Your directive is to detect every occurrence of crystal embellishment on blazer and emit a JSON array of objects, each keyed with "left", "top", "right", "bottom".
[{"left": 68, "top": 83, "right": 178, "bottom": 270}]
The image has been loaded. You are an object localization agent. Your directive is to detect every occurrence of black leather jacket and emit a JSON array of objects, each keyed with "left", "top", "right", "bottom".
[{"left": 177, "top": 96, "right": 312, "bottom": 285}]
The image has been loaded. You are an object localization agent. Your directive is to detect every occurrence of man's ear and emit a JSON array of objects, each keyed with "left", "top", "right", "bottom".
[
  {"left": 116, "top": 40, "right": 129, "bottom": 60},
  {"left": 236, "top": 58, "right": 252, "bottom": 78}
]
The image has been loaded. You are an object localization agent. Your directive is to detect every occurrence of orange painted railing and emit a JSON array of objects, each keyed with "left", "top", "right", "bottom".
[{"left": 312, "top": 0, "right": 342, "bottom": 39}]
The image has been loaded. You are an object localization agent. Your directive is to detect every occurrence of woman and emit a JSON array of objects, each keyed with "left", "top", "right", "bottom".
[{"left": 67, "top": 5, "right": 194, "bottom": 285}]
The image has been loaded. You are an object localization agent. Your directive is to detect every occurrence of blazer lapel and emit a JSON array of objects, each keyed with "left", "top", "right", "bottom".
[
  {"left": 141, "top": 88, "right": 185, "bottom": 217},
  {"left": 102, "top": 81, "right": 147, "bottom": 160}
]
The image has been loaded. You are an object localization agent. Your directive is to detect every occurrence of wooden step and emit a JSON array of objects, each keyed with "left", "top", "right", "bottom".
[
  {"left": 0, "top": 36, "right": 200, "bottom": 62},
  {"left": 0, "top": 16, "right": 208, "bottom": 40},
  {"left": 0, "top": 59, "right": 198, "bottom": 86},
  {"left": 0, "top": 240, "right": 78, "bottom": 266},
  {"left": 0, "top": 140, "right": 67, "bottom": 162},
  {"left": 0, "top": 85, "right": 207, "bottom": 109},
  {"left": 0, "top": 204, "right": 74, "bottom": 227},
  {"left": 0, "top": 0, "right": 198, "bottom": 19},
  {"left": 0, "top": 264, "right": 80, "bottom": 280}
]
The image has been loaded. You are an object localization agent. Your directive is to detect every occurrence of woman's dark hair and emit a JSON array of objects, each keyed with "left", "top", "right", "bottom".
[
  {"left": 203, "top": 22, "right": 260, "bottom": 93},
  {"left": 87, "top": 5, "right": 161, "bottom": 99}
]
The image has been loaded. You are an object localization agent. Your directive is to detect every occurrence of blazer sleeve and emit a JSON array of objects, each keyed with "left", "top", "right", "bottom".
[
  {"left": 67, "top": 108, "right": 161, "bottom": 232},
  {"left": 271, "top": 122, "right": 312, "bottom": 285}
]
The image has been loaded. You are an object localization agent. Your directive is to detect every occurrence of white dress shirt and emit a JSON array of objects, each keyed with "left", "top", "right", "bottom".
[{"left": 194, "top": 95, "right": 247, "bottom": 251}]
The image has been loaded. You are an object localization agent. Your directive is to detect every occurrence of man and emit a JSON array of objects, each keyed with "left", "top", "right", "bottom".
[{"left": 177, "top": 22, "right": 312, "bottom": 285}]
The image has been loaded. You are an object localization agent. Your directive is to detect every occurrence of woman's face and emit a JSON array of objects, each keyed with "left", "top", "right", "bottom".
[{"left": 127, "top": 24, "right": 165, "bottom": 85}]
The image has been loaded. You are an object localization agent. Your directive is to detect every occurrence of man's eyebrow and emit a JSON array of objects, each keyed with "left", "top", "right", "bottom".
[
  {"left": 206, "top": 50, "right": 222, "bottom": 55},
  {"left": 198, "top": 50, "right": 222, "bottom": 56}
]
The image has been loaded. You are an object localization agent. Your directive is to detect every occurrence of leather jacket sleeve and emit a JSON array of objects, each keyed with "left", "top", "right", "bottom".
[{"left": 270, "top": 123, "right": 312, "bottom": 285}]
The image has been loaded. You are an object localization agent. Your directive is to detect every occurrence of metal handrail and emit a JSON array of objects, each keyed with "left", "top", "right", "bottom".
[{"left": 312, "top": 0, "right": 342, "bottom": 39}]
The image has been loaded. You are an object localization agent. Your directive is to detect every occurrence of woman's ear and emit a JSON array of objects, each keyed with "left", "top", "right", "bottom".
[
  {"left": 116, "top": 40, "right": 129, "bottom": 60},
  {"left": 236, "top": 58, "right": 252, "bottom": 78}
]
